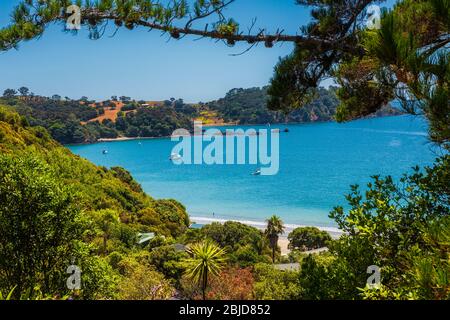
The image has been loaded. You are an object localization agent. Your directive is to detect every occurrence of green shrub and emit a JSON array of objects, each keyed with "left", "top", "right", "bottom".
[{"left": 288, "top": 227, "right": 332, "bottom": 251}]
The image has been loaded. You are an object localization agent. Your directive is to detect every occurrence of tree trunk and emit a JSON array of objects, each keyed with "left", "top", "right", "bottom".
[
  {"left": 202, "top": 271, "right": 208, "bottom": 300},
  {"left": 272, "top": 246, "right": 276, "bottom": 264},
  {"left": 103, "top": 234, "right": 107, "bottom": 253},
  {"left": 270, "top": 236, "right": 278, "bottom": 263}
]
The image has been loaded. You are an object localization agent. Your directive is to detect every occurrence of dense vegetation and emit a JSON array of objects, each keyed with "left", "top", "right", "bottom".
[
  {"left": 1, "top": 86, "right": 400, "bottom": 145},
  {"left": 0, "top": 105, "right": 190, "bottom": 299},
  {"left": 206, "top": 87, "right": 401, "bottom": 125},
  {"left": 113, "top": 106, "right": 193, "bottom": 139},
  {"left": 0, "top": 104, "right": 448, "bottom": 300},
  {"left": 288, "top": 227, "right": 332, "bottom": 251},
  {"left": 0, "top": 0, "right": 448, "bottom": 301},
  {"left": 0, "top": 94, "right": 193, "bottom": 144}
]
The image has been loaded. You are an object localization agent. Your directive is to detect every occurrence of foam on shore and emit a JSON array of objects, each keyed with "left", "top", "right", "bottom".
[{"left": 190, "top": 216, "right": 343, "bottom": 239}]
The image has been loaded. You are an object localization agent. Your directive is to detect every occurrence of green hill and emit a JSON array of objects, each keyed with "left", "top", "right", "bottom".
[
  {"left": 1, "top": 87, "right": 402, "bottom": 145},
  {"left": 205, "top": 86, "right": 402, "bottom": 125},
  {"left": 3, "top": 97, "right": 192, "bottom": 144},
  {"left": 0, "top": 105, "right": 189, "bottom": 299}
]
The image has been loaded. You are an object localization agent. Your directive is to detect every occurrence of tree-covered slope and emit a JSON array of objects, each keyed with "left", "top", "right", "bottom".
[
  {"left": 206, "top": 87, "right": 402, "bottom": 125},
  {"left": 1, "top": 96, "right": 193, "bottom": 144},
  {"left": 0, "top": 105, "right": 188, "bottom": 233},
  {"left": 0, "top": 105, "right": 190, "bottom": 299},
  {"left": 1, "top": 86, "right": 402, "bottom": 145}
]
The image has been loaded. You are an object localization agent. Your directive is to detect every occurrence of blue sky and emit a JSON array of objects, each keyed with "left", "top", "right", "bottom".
[{"left": 0, "top": 0, "right": 396, "bottom": 102}]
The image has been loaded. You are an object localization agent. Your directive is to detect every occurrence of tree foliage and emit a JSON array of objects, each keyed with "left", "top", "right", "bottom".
[
  {"left": 0, "top": 0, "right": 307, "bottom": 52},
  {"left": 253, "top": 263, "right": 301, "bottom": 300},
  {"left": 118, "top": 263, "right": 174, "bottom": 300},
  {"left": 0, "top": 105, "right": 190, "bottom": 298},
  {"left": 198, "top": 221, "right": 272, "bottom": 266},
  {"left": 297, "top": 156, "right": 450, "bottom": 300},
  {"left": 184, "top": 240, "right": 227, "bottom": 300},
  {"left": 0, "top": 154, "right": 83, "bottom": 298},
  {"left": 265, "top": 215, "right": 285, "bottom": 263},
  {"left": 269, "top": 0, "right": 449, "bottom": 148},
  {"left": 288, "top": 227, "right": 332, "bottom": 251}
]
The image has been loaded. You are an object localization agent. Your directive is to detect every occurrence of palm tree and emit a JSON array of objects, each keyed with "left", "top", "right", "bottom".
[
  {"left": 185, "top": 240, "right": 227, "bottom": 300},
  {"left": 265, "top": 215, "right": 285, "bottom": 263}
]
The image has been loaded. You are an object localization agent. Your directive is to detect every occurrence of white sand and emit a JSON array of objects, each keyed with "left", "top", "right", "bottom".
[
  {"left": 190, "top": 216, "right": 344, "bottom": 255},
  {"left": 278, "top": 237, "right": 290, "bottom": 256}
]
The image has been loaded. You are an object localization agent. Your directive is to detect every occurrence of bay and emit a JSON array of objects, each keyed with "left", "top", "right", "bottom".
[{"left": 69, "top": 115, "right": 438, "bottom": 229}]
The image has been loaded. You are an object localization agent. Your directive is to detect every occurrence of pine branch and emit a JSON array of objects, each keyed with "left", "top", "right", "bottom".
[{"left": 0, "top": 0, "right": 359, "bottom": 52}]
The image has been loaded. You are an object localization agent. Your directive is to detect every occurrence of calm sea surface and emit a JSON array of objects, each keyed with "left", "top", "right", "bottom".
[{"left": 69, "top": 115, "right": 439, "bottom": 229}]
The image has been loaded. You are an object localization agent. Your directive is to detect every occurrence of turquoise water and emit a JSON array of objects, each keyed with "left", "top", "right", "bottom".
[{"left": 69, "top": 115, "right": 439, "bottom": 228}]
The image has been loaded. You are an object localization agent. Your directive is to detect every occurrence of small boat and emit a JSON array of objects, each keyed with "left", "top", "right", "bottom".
[
  {"left": 169, "top": 152, "right": 182, "bottom": 161},
  {"left": 251, "top": 168, "right": 262, "bottom": 176},
  {"left": 102, "top": 149, "right": 108, "bottom": 155}
]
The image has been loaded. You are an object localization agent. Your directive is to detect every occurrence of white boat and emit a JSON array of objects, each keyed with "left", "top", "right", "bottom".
[
  {"left": 252, "top": 168, "right": 262, "bottom": 176},
  {"left": 169, "top": 152, "right": 182, "bottom": 161},
  {"left": 102, "top": 149, "right": 108, "bottom": 155}
]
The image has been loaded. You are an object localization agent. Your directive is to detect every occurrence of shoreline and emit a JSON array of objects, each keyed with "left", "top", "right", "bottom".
[
  {"left": 69, "top": 121, "right": 332, "bottom": 145},
  {"left": 190, "top": 216, "right": 343, "bottom": 256},
  {"left": 67, "top": 114, "right": 405, "bottom": 146},
  {"left": 190, "top": 216, "right": 343, "bottom": 237}
]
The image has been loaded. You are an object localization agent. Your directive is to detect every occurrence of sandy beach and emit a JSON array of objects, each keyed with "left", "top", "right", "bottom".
[
  {"left": 190, "top": 216, "right": 343, "bottom": 256},
  {"left": 278, "top": 237, "right": 290, "bottom": 255}
]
